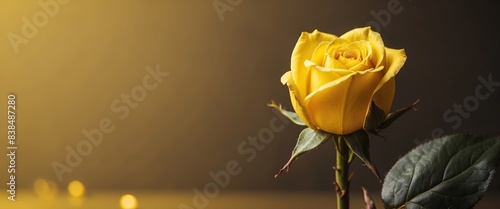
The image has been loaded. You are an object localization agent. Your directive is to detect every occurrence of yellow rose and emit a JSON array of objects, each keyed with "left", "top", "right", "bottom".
[{"left": 281, "top": 27, "right": 406, "bottom": 135}]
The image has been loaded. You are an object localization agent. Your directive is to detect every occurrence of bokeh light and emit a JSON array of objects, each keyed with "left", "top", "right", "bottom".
[
  {"left": 68, "top": 180, "right": 86, "bottom": 197},
  {"left": 120, "top": 194, "right": 138, "bottom": 209},
  {"left": 33, "top": 178, "right": 59, "bottom": 199}
]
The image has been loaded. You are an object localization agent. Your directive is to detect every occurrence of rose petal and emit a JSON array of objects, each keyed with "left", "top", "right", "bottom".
[
  {"left": 375, "top": 48, "right": 406, "bottom": 91},
  {"left": 325, "top": 38, "right": 351, "bottom": 68},
  {"left": 372, "top": 77, "right": 395, "bottom": 115},
  {"left": 327, "top": 39, "right": 374, "bottom": 72},
  {"left": 324, "top": 55, "right": 347, "bottom": 69},
  {"left": 310, "top": 41, "right": 331, "bottom": 66},
  {"left": 371, "top": 48, "right": 407, "bottom": 114},
  {"left": 345, "top": 41, "right": 374, "bottom": 71},
  {"left": 304, "top": 69, "right": 383, "bottom": 134},
  {"left": 340, "top": 27, "right": 385, "bottom": 68},
  {"left": 291, "top": 30, "right": 337, "bottom": 98},
  {"left": 338, "top": 55, "right": 362, "bottom": 69},
  {"left": 281, "top": 71, "right": 315, "bottom": 128},
  {"left": 304, "top": 61, "right": 353, "bottom": 95},
  {"left": 280, "top": 71, "right": 291, "bottom": 85}
]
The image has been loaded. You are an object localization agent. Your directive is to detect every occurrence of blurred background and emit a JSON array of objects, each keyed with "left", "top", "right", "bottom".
[{"left": 0, "top": 0, "right": 499, "bottom": 208}]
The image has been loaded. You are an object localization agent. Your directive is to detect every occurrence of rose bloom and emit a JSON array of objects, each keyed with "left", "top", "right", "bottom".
[{"left": 281, "top": 27, "right": 406, "bottom": 135}]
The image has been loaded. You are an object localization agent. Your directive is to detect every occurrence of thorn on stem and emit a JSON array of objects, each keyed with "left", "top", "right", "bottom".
[
  {"left": 339, "top": 189, "right": 346, "bottom": 198},
  {"left": 333, "top": 181, "right": 340, "bottom": 192},
  {"left": 348, "top": 172, "right": 354, "bottom": 182}
]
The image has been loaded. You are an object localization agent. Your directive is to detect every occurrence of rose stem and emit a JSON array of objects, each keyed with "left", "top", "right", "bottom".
[{"left": 335, "top": 135, "right": 350, "bottom": 209}]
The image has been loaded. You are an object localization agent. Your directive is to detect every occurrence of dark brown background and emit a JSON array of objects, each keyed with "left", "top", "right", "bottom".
[{"left": 1, "top": 0, "right": 499, "bottom": 197}]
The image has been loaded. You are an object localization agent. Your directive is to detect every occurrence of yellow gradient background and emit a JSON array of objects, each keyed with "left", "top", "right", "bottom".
[{"left": 0, "top": 0, "right": 499, "bottom": 208}]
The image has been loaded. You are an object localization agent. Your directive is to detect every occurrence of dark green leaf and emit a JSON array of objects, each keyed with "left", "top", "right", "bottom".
[
  {"left": 343, "top": 131, "right": 381, "bottom": 182},
  {"left": 275, "top": 128, "right": 331, "bottom": 177},
  {"left": 268, "top": 101, "right": 306, "bottom": 126},
  {"left": 364, "top": 101, "right": 386, "bottom": 130},
  {"left": 378, "top": 100, "right": 419, "bottom": 130},
  {"left": 381, "top": 134, "right": 500, "bottom": 209}
]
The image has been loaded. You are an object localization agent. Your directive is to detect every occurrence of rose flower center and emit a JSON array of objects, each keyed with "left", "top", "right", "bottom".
[{"left": 331, "top": 48, "right": 363, "bottom": 69}]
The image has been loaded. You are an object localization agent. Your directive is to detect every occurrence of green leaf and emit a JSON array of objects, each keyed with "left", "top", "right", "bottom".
[
  {"left": 343, "top": 131, "right": 381, "bottom": 182},
  {"left": 378, "top": 100, "right": 419, "bottom": 130},
  {"left": 275, "top": 128, "right": 331, "bottom": 177},
  {"left": 268, "top": 101, "right": 306, "bottom": 126},
  {"left": 364, "top": 101, "right": 386, "bottom": 131},
  {"left": 381, "top": 134, "right": 500, "bottom": 209}
]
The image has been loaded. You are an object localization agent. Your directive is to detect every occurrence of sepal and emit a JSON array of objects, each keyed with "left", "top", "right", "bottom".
[
  {"left": 275, "top": 128, "right": 331, "bottom": 177},
  {"left": 377, "top": 99, "right": 419, "bottom": 130},
  {"left": 342, "top": 131, "right": 381, "bottom": 182},
  {"left": 268, "top": 101, "right": 306, "bottom": 126}
]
